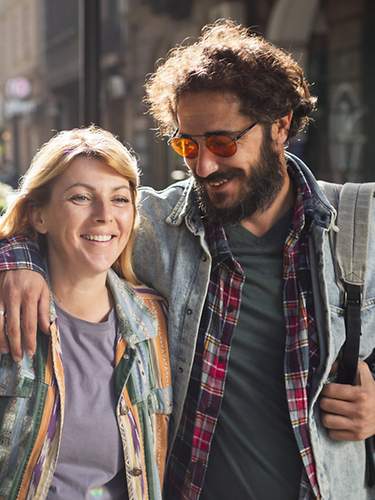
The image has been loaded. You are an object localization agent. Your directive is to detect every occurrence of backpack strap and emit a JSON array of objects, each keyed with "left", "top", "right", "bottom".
[
  {"left": 336, "top": 183, "right": 375, "bottom": 287},
  {"left": 320, "top": 181, "right": 375, "bottom": 487},
  {"left": 319, "top": 181, "right": 374, "bottom": 286},
  {"left": 336, "top": 183, "right": 375, "bottom": 384},
  {"left": 320, "top": 182, "right": 375, "bottom": 383}
]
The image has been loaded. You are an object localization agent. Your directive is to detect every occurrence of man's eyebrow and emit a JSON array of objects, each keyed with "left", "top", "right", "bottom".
[{"left": 63, "top": 182, "right": 131, "bottom": 193}]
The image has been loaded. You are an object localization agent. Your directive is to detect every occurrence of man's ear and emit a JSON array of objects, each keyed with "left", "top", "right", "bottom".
[
  {"left": 272, "top": 111, "right": 293, "bottom": 146},
  {"left": 29, "top": 204, "right": 48, "bottom": 234}
]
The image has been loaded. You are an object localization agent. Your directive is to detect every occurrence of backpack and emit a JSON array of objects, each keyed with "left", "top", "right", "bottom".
[{"left": 319, "top": 181, "right": 375, "bottom": 487}]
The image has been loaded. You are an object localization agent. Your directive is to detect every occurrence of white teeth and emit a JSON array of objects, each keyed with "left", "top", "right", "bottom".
[
  {"left": 82, "top": 234, "right": 113, "bottom": 242},
  {"left": 209, "top": 179, "right": 228, "bottom": 187}
]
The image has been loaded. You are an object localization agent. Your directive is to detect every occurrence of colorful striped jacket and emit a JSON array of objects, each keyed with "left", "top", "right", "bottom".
[{"left": 0, "top": 269, "right": 172, "bottom": 500}]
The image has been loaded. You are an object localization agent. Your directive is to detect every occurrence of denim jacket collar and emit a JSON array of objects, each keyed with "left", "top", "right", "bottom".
[
  {"left": 165, "top": 178, "right": 203, "bottom": 234},
  {"left": 286, "top": 152, "right": 337, "bottom": 230}
]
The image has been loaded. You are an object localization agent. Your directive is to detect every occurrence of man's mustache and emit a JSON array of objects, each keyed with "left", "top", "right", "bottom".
[{"left": 193, "top": 168, "right": 244, "bottom": 184}]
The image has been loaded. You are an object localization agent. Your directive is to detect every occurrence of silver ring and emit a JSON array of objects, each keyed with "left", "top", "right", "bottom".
[{"left": 0, "top": 310, "right": 5, "bottom": 317}]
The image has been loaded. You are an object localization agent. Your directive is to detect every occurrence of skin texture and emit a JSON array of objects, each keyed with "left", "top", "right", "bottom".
[
  {"left": 0, "top": 90, "right": 375, "bottom": 442},
  {"left": 31, "top": 157, "right": 134, "bottom": 290},
  {"left": 320, "top": 361, "right": 375, "bottom": 441}
]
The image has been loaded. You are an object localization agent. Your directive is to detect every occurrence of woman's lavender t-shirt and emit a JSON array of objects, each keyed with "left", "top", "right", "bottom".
[{"left": 47, "top": 305, "right": 127, "bottom": 500}]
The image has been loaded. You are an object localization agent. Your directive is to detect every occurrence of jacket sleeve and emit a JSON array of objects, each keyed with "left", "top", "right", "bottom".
[
  {"left": 0, "top": 235, "right": 46, "bottom": 277},
  {"left": 366, "top": 350, "right": 375, "bottom": 380}
]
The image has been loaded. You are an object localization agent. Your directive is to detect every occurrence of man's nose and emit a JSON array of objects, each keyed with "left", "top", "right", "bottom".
[{"left": 190, "top": 143, "right": 219, "bottom": 179}]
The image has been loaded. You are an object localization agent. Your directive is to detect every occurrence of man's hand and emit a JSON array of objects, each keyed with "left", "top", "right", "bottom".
[
  {"left": 0, "top": 270, "right": 50, "bottom": 362},
  {"left": 320, "top": 361, "right": 375, "bottom": 441}
]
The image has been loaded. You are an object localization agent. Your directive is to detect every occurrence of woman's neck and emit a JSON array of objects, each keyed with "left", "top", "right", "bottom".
[{"left": 49, "top": 268, "right": 112, "bottom": 323}]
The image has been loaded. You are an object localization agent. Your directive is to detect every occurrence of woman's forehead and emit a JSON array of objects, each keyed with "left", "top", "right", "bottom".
[{"left": 52, "top": 158, "right": 132, "bottom": 194}]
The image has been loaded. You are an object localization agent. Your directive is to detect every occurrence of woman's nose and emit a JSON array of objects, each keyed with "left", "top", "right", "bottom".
[{"left": 94, "top": 200, "right": 113, "bottom": 222}]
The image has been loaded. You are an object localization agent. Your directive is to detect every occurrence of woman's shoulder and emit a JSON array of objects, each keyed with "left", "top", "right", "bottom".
[
  {"left": 132, "top": 284, "right": 166, "bottom": 304},
  {"left": 108, "top": 270, "right": 167, "bottom": 316},
  {"left": 131, "top": 284, "right": 168, "bottom": 323}
]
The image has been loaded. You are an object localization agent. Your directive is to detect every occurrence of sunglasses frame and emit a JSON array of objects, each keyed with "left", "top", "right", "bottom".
[{"left": 168, "top": 121, "right": 258, "bottom": 159}]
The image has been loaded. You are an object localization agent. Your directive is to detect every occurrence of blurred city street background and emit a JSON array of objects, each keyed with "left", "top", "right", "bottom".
[{"left": 0, "top": 0, "right": 374, "bottom": 194}]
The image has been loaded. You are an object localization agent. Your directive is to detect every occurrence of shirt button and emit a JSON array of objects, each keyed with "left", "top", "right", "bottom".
[
  {"left": 178, "top": 366, "right": 184, "bottom": 373},
  {"left": 186, "top": 308, "right": 193, "bottom": 315},
  {"left": 202, "top": 255, "right": 207, "bottom": 262},
  {"left": 129, "top": 467, "right": 143, "bottom": 477},
  {"left": 119, "top": 399, "right": 128, "bottom": 415}
]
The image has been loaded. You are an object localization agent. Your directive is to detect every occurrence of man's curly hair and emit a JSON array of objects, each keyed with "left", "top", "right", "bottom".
[{"left": 145, "top": 19, "right": 317, "bottom": 139}]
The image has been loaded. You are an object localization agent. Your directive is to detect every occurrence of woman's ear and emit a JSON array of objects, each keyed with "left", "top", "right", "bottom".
[{"left": 29, "top": 204, "right": 48, "bottom": 234}]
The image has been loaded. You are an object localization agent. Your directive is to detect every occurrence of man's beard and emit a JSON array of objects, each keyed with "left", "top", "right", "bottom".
[{"left": 193, "top": 132, "right": 284, "bottom": 225}]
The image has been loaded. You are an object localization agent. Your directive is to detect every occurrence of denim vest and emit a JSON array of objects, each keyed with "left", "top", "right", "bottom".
[{"left": 133, "top": 153, "right": 375, "bottom": 499}]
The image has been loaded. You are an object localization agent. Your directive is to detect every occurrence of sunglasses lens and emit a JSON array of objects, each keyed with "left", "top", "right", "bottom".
[
  {"left": 169, "top": 138, "right": 198, "bottom": 159},
  {"left": 206, "top": 135, "right": 237, "bottom": 157}
]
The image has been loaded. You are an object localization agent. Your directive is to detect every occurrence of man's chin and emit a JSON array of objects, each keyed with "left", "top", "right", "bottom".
[
  {"left": 194, "top": 182, "right": 243, "bottom": 224},
  {"left": 204, "top": 203, "right": 245, "bottom": 225}
]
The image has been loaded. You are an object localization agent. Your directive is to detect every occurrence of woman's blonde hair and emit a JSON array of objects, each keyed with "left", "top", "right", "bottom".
[{"left": 0, "top": 126, "right": 140, "bottom": 284}]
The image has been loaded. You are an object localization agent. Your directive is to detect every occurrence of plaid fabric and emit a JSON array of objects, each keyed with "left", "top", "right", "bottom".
[
  {"left": 0, "top": 236, "right": 46, "bottom": 275},
  {"left": 283, "top": 166, "right": 320, "bottom": 500},
  {"left": 166, "top": 163, "right": 321, "bottom": 500},
  {"left": 165, "top": 224, "right": 244, "bottom": 499}
]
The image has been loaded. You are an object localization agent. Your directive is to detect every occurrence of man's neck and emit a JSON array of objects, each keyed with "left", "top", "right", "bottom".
[{"left": 240, "top": 172, "right": 294, "bottom": 237}]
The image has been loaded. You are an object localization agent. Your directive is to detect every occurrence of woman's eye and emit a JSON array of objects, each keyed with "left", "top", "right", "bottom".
[
  {"left": 113, "top": 196, "right": 130, "bottom": 204},
  {"left": 70, "top": 194, "right": 91, "bottom": 203}
]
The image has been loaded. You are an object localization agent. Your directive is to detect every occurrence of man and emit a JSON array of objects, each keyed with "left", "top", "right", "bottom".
[{"left": 1, "top": 20, "right": 375, "bottom": 499}]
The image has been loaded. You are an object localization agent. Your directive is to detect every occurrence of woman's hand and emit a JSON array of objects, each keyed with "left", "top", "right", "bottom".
[{"left": 0, "top": 270, "right": 50, "bottom": 361}]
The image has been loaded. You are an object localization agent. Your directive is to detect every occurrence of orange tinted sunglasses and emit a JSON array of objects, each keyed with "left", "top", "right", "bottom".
[{"left": 168, "top": 121, "right": 258, "bottom": 159}]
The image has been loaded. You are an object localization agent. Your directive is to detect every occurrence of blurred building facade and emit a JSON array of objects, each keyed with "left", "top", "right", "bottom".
[
  {"left": 0, "top": 0, "right": 47, "bottom": 185},
  {"left": 0, "top": 0, "right": 374, "bottom": 188}
]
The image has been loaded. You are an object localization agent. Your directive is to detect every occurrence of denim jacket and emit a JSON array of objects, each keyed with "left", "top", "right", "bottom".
[
  {"left": 134, "top": 153, "right": 375, "bottom": 499},
  {"left": 0, "top": 270, "right": 172, "bottom": 500}
]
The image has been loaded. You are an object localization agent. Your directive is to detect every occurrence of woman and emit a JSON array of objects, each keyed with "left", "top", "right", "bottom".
[{"left": 0, "top": 127, "right": 172, "bottom": 500}]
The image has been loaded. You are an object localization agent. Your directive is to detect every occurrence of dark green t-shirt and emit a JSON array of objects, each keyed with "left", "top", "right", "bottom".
[{"left": 201, "top": 211, "right": 302, "bottom": 500}]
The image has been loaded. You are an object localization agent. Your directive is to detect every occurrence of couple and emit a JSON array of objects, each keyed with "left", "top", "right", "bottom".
[{"left": 1, "top": 19, "right": 375, "bottom": 500}]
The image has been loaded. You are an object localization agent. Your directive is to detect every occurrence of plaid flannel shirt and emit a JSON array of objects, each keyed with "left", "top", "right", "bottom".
[
  {"left": 165, "top": 163, "right": 321, "bottom": 500},
  {"left": 0, "top": 236, "right": 45, "bottom": 275}
]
